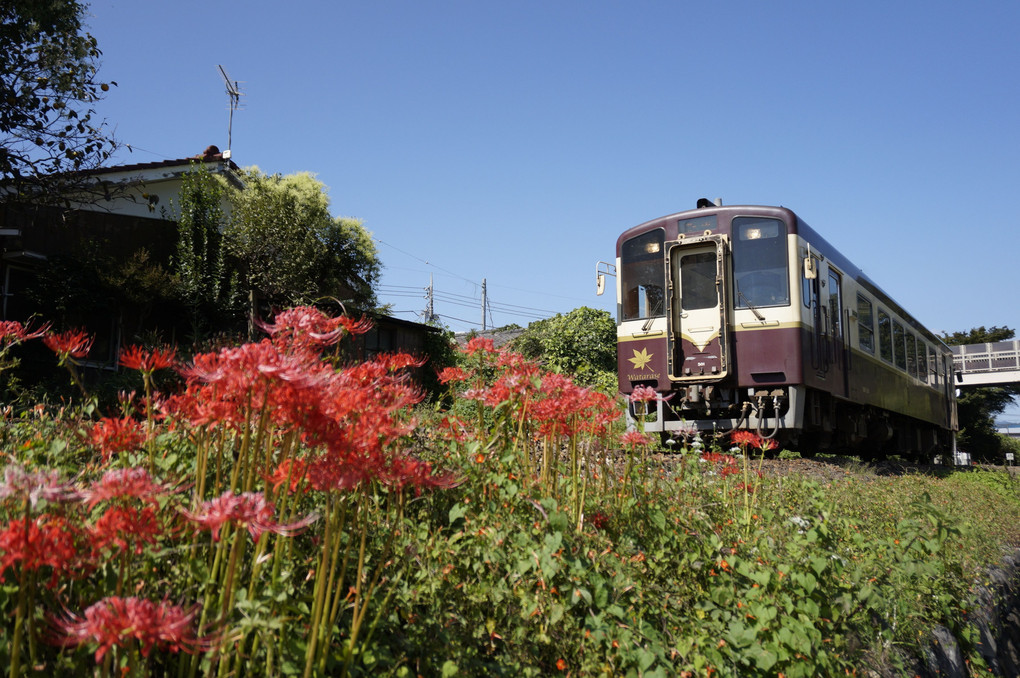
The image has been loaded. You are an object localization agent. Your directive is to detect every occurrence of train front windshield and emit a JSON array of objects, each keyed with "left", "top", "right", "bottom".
[
  {"left": 620, "top": 229, "right": 665, "bottom": 320},
  {"left": 732, "top": 217, "right": 789, "bottom": 308}
]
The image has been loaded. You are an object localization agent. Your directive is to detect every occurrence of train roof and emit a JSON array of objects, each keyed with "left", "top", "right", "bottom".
[{"left": 616, "top": 204, "right": 948, "bottom": 349}]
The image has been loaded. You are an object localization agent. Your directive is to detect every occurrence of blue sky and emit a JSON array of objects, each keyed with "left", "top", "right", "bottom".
[{"left": 84, "top": 2, "right": 1020, "bottom": 414}]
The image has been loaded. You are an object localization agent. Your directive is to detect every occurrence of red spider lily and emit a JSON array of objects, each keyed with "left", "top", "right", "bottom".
[
  {"left": 462, "top": 336, "right": 496, "bottom": 356},
  {"left": 735, "top": 481, "right": 757, "bottom": 494},
  {"left": 584, "top": 390, "right": 622, "bottom": 436},
  {"left": 437, "top": 366, "right": 468, "bottom": 384},
  {"left": 720, "top": 463, "right": 740, "bottom": 478},
  {"left": 119, "top": 344, "right": 177, "bottom": 373},
  {"left": 438, "top": 415, "right": 471, "bottom": 443},
  {"left": 374, "top": 352, "right": 427, "bottom": 373},
  {"left": 529, "top": 373, "right": 599, "bottom": 438},
  {"left": 0, "top": 319, "right": 49, "bottom": 346},
  {"left": 620, "top": 430, "right": 652, "bottom": 447},
  {"left": 181, "top": 491, "right": 318, "bottom": 542},
  {"left": 49, "top": 596, "right": 209, "bottom": 663},
  {"left": 729, "top": 429, "right": 777, "bottom": 451},
  {"left": 43, "top": 328, "right": 94, "bottom": 361},
  {"left": 380, "top": 456, "right": 461, "bottom": 493},
  {"left": 84, "top": 468, "right": 171, "bottom": 508},
  {"left": 266, "top": 458, "right": 309, "bottom": 495},
  {"left": 87, "top": 416, "right": 146, "bottom": 459},
  {"left": 0, "top": 465, "right": 81, "bottom": 508},
  {"left": 91, "top": 505, "right": 165, "bottom": 556},
  {"left": 0, "top": 515, "right": 83, "bottom": 586},
  {"left": 336, "top": 314, "right": 374, "bottom": 337},
  {"left": 169, "top": 332, "right": 446, "bottom": 499},
  {"left": 700, "top": 451, "right": 737, "bottom": 466},
  {"left": 700, "top": 451, "right": 740, "bottom": 478}
]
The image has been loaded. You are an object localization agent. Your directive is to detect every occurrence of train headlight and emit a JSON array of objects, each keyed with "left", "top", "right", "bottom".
[
  {"left": 645, "top": 242, "right": 661, "bottom": 254},
  {"left": 744, "top": 228, "right": 762, "bottom": 240}
]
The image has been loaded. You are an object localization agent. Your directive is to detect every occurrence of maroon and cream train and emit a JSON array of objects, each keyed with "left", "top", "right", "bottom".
[{"left": 603, "top": 201, "right": 957, "bottom": 455}]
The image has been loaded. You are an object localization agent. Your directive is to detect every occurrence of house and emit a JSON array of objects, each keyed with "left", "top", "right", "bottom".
[
  {"left": 0, "top": 147, "right": 241, "bottom": 345},
  {"left": 0, "top": 147, "right": 439, "bottom": 371}
]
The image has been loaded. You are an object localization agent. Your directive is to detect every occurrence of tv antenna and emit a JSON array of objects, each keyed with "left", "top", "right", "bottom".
[{"left": 217, "top": 65, "right": 243, "bottom": 153}]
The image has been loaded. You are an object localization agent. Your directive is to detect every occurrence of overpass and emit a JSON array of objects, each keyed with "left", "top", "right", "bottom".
[{"left": 952, "top": 340, "right": 1020, "bottom": 387}]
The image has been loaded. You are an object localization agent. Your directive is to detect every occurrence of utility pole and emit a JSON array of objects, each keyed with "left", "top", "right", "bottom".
[
  {"left": 481, "top": 278, "right": 487, "bottom": 331},
  {"left": 425, "top": 274, "right": 436, "bottom": 323}
]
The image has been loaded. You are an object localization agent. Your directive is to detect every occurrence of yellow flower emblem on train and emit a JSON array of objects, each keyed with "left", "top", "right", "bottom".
[{"left": 628, "top": 347, "right": 653, "bottom": 371}]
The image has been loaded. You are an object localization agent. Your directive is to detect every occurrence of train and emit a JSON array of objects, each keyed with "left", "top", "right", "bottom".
[{"left": 598, "top": 201, "right": 957, "bottom": 457}]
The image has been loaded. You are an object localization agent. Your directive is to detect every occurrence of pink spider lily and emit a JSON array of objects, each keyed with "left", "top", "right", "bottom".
[
  {"left": 181, "top": 490, "right": 318, "bottom": 542},
  {"left": 629, "top": 384, "right": 673, "bottom": 403},
  {"left": 620, "top": 430, "right": 652, "bottom": 447},
  {"left": 0, "top": 465, "right": 81, "bottom": 508},
  {"left": 258, "top": 305, "right": 372, "bottom": 352},
  {"left": 0, "top": 319, "right": 49, "bottom": 347}
]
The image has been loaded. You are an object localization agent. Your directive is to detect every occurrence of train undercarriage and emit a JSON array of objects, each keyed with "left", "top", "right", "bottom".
[{"left": 630, "top": 384, "right": 954, "bottom": 460}]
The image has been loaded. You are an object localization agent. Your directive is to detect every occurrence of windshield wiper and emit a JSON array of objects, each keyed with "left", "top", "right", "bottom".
[{"left": 738, "top": 289, "right": 766, "bottom": 322}]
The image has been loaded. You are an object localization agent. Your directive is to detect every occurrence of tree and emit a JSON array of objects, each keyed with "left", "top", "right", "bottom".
[
  {"left": 219, "top": 168, "right": 380, "bottom": 329},
  {"left": 942, "top": 325, "right": 1020, "bottom": 461},
  {"left": 509, "top": 307, "right": 617, "bottom": 391},
  {"left": 0, "top": 0, "right": 117, "bottom": 200}
]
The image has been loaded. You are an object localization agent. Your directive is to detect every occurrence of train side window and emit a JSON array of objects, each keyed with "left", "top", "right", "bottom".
[
  {"left": 930, "top": 347, "right": 940, "bottom": 386},
  {"left": 802, "top": 255, "right": 819, "bottom": 309},
  {"left": 827, "top": 270, "right": 842, "bottom": 337},
  {"left": 918, "top": 342, "right": 929, "bottom": 384},
  {"left": 620, "top": 229, "right": 665, "bottom": 321},
  {"left": 857, "top": 295, "right": 875, "bottom": 354},
  {"left": 905, "top": 334, "right": 917, "bottom": 378},
  {"left": 878, "top": 309, "right": 893, "bottom": 364},
  {"left": 892, "top": 321, "right": 906, "bottom": 371}
]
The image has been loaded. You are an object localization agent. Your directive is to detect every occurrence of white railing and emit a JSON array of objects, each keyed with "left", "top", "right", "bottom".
[{"left": 952, "top": 340, "right": 1020, "bottom": 378}]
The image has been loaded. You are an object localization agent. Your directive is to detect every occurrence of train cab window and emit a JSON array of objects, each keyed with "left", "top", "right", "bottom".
[
  {"left": 620, "top": 229, "right": 665, "bottom": 321},
  {"left": 857, "top": 295, "right": 875, "bottom": 354},
  {"left": 878, "top": 309, "right": 893, "bottom": 364},
  {"left": 892, "top": 321, "right": 906, "bottom": 371},
  {"left": 732, "top": 217, "right": 789, "bottom": 309},
  {"left": 905, "top": 333, "right": 918, "bottom": 378}
]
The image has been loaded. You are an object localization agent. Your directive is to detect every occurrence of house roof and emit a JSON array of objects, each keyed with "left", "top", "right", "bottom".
[{"left": 82, "top": 145, "right": 240, "bottom": 177}]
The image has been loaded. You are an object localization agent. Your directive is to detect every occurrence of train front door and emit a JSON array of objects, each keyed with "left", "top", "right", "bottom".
[{"left": 666, "top": 238, "right": 729, "bottom": 382}]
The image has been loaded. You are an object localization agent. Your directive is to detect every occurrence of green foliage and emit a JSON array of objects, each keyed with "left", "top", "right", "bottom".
[
  {"left": 2, "top": 314, "right": 1019, "bottom": 676},
  {"left": 167, "top": 163, "right": 239, "bottom": 337},
  {"left": 0, "top": 0, "right": 118, "bottom": 198},
  {"left": 224, "top": 168, "right": 380, "bottom": 316},
  {"left": 509, "top": 306, "right": 617, "bottom": 390}
]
